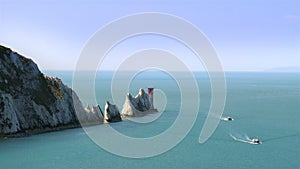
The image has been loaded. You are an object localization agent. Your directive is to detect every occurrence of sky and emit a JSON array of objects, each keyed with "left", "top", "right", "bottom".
[{"left": 0, "top": 0, "right": 299, "bottom": 71}]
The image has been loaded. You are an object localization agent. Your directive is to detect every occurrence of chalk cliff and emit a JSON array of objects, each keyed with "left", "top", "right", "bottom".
[
  {"left": 0, "top": 45, "right": 98, "bottom": 135},
  {"left": 121, "top": 88, "right": 157, "bottom": 117}
]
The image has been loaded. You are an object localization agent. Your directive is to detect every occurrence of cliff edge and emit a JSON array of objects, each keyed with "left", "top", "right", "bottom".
[{"left": 0, "top": 45, "right": 95, "bottom": 135}]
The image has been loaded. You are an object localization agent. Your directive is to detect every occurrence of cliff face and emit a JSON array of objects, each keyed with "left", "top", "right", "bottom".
[{"left": 0, "top": 45, "right": 88, "bottom": 134}]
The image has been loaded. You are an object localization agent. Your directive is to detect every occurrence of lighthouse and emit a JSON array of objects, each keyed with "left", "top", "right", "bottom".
[{"left": 148, "top": 87, "right": 154, "bottom": 109}]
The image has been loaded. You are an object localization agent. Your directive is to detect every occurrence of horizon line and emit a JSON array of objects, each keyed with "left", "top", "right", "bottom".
[{"left": 42, "top": 69, "right": 300, "bottom": 73}]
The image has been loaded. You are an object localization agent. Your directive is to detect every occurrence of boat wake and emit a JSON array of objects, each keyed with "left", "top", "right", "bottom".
[{"left": 230, "top": 133, "right": 262, "bottom": 145}]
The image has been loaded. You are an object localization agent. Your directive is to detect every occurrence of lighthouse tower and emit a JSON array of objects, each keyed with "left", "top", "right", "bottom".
[{"left": 148, "top": 87, "right": 154, "bottom": 109}]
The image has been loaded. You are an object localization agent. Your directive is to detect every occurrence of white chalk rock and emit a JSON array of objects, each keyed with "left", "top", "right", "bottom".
[
  {"left": 121, "top": 88, "right": 157, "bottom": 117},
  {"left": 104, "top": 101, "right": 122, "bottom": 123}
]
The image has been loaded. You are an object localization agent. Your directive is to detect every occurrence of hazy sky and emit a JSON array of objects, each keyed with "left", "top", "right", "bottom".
[{"left": 0, "top": 0, "right": 299, "bottom": 71}]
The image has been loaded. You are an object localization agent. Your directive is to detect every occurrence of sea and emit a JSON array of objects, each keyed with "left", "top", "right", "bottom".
[{"left": 0, "top": 71, "right": 299, "bottom": 169}]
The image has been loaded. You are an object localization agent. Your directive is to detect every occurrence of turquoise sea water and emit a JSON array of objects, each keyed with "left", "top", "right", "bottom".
[{"left": 1, "top": 71, "right": 299, "bottom": 169}]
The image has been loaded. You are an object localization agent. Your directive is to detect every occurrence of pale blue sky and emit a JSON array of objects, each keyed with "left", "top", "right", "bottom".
[{"left": 0, "top": 0, "right": 299, "bottom": 71}]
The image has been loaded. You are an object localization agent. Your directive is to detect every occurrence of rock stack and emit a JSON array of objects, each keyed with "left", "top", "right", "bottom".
[
  {"left": 104, "top": 101, "right": 122, "bottom": 123},
  {"left": 83, "top": 105, "right": 104, "bottom": 125},
  {"left": 121, "top": 88, "right": 158, "bottom": 117}
]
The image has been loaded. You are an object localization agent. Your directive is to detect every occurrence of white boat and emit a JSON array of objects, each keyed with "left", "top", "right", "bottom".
[
  {"left": 251, "top": 137, "right": 261, "bottom": 144},
  {"left": 221, "top": 116, "right": 234, "bottom": 121}
]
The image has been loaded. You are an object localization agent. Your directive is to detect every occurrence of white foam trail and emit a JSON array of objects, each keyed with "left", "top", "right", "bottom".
[
  {"left": 230, "top": 134, "right": 252, "bottom": 144},
  {"left": 245, "top": 135, "right": 252, "bottom": 141},
  {"left": 230, "top": 133, "right": 261, "bottom": 145}
]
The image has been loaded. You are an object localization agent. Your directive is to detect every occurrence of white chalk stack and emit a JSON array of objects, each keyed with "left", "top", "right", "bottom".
[{"left": 121, "top": 88, "right": 158, "bottom": 117}]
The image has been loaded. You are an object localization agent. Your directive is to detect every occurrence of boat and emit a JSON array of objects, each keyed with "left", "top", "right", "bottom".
[
  {"left": 251, "top": 137, "right": 261, "bottom": 144},
  {"left": 222, "top": 116, "right": 234, "bottom": 121}
]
